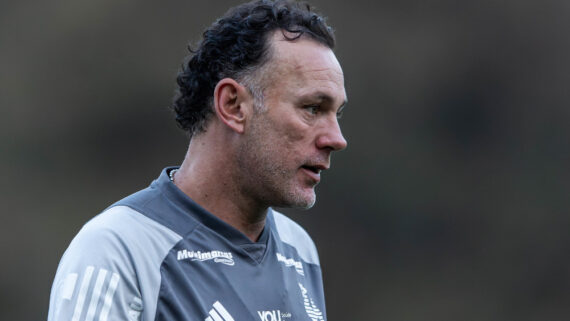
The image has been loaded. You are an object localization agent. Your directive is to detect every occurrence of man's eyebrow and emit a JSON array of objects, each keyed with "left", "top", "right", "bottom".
[{"left": 302, "top": 92, "right": 347, "bottom": 108}]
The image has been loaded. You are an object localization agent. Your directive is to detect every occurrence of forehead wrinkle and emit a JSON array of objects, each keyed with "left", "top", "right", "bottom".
[
  {"left": 296, "top": 61, "right": 345, "bottom": 89},
  {"left": 293, "top": 61, "right": 344, "bottom": 78},
  {"left": 293, "top": 64, "right": 344, "bottom": 87}
]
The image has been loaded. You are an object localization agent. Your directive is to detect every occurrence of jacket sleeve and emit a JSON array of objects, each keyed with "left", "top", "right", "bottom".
[{"left": 48, "top": 217, "right": 144, "bottom": 321}]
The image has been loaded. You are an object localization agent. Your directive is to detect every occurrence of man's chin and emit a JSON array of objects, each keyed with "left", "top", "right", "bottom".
[
  {"left": 268, "top": 184, "right": 317, "bottom": 209},
  {"left": 285, "top": 189, "right": 316, "bottom": 209}
]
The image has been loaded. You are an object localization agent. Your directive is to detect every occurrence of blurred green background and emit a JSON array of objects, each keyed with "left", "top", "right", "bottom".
[{"left": 1, "top": 0, "right": 569, "bottom": 320}]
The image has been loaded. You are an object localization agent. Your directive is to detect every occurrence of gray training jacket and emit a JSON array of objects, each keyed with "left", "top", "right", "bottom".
[{"left": 48, "top": 168, "right": 326, "bottom": 321}]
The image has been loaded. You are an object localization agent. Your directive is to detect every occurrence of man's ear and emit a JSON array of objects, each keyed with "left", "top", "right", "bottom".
[{"left": 213, "top": 78, "right": 251, "bottom": 134}]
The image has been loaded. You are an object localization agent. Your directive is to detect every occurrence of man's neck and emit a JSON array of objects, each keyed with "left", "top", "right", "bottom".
[{"left": 173, "top": 136, "right": 268, "bottom": 242}]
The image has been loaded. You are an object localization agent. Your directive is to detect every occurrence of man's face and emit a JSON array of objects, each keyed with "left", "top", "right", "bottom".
[{"left": 237, "top": 33, "right": 347, "bottom": 209}]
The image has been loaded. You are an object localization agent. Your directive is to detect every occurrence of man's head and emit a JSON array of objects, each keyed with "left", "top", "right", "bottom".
[
  {"left": 234, "top": 32, "right": 347, "bottom": 209},
  {"left": 172, "top": 0, "right": 336, "bottom": 137},
  {"left": 174, "top": 0, "right": 347, "bottom": 210}
]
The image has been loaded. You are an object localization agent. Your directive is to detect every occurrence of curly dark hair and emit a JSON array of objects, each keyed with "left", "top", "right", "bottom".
[{"left": 172, "top": 0, "right": 336, "bottom": 137}]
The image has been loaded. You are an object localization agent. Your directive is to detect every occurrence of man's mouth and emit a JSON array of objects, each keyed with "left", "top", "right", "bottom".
[{"left": 301, "top": 165, "right": 322, "bottom": 174}]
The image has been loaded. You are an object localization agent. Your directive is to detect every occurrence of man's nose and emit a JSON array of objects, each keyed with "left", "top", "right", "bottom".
[{"left": 316, "top": 118, "right": 348, "bottom": 151}]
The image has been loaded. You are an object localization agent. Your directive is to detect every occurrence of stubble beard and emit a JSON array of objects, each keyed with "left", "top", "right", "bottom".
[{"left": 236, "top": 113, "right": 316, "bottom": 210}]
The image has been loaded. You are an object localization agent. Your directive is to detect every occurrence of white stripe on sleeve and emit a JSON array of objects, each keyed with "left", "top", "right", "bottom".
[
  {"left": 61, "top": 273, "right": 78, "bottom": 300},
  {"left": 98, "top": 272, "right": 120, "bottom": 321},
  {"left": 71, "top": 266, "right": 95, "bottom": 321},
  {"left": 85, "top": 268, "right": 108, "bottom": 321}
]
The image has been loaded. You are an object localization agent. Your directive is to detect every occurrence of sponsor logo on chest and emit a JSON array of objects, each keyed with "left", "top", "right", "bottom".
[
  {"left": 257, "top": 310, "right": 292, "bottom": 321},
  {"left": 276, "top": 252, "right": 304, "bottom": 276},
  {"left": 177, "top": 249, "right": 235, "bottom": 266}
]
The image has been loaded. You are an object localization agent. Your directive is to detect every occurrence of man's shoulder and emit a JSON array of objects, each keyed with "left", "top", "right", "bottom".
[
  {"left": 62, "top": 206, "right": 182, "bottom": 268},
  {"left": 271, "top": 209, "right": 320, "bottom": 266},
  {"left": 49, "top": 206, "right": 181, "bottom": 321},
  {"left": 80, "top": 205, "right": 181, "bottom": 244}
]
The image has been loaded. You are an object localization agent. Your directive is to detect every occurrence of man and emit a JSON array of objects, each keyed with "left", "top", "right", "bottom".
[{"left": 48, "top": 1, "right": 347, "bottom": 320}]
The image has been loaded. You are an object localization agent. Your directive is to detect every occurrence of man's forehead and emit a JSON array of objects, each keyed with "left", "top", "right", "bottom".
[
  {"left": 263, "top": 32, "right": 344, "bottom": 91},
  {"left": 268, "top": 32, "right": 341, "bottom": 70}
]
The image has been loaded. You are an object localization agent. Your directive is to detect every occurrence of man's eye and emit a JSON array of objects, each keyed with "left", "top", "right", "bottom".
[{"left": 304, "top": 105, "right": 319, "bottom": 115}]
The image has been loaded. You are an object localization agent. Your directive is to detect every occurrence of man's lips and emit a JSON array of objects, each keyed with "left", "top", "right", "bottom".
[
  {"left": 300, "top": 164, "right": 328, "bottom": 182},
  {"left": 301, "top": 164, "right": 328, "bottom": 173}
]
